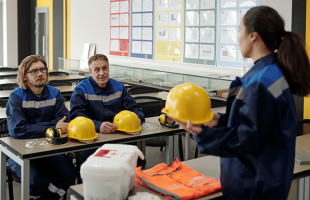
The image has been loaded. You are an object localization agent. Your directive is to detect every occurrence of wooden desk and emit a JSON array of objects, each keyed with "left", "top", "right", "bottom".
[
  {"left": 0, "top": 70, "right": 61, "bottom": 79},
  {"left": 69, "top": 156, "right": 222, "bottom": 200},
  {"left": 293, "top": 134, "right": 310, "bottom": 179},
  {"left": 0, "top": 66, "right": 19, "bottom": 71},
  {"left": 0, "top": 75, "right": 87, "bottom": 86},
  {"left": 69, "top": 134, "right": 310, "bottom": 200},
  {"left": 0, "top": 117, "right": 184, "bottom": 200},
  {"left": 0, "top": 85, "right": 76, "bottom": 99},
  {"left": 0, "top": 72, "right": 18, "bottom": 79}
]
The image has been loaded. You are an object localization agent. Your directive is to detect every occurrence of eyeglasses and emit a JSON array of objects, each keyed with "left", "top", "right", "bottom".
[{"left": 25, "top": 67, "right": 47, "bottom": 75}]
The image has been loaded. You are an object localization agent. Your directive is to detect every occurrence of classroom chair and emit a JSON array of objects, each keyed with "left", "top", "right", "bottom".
[
  {"left": 0, "top": 84, "right": 18, "bottom": 91},
  {"left": 0, "top": 67, "right": 18, "bottom": 72},
  {"left": 0, "top": 98, "right": 8, "bottom": 108},
  {"left": 297, "top": 119, "right": 310, "bottom": 136},
  {"left": 48, "top": 71, "right": 69, "bottom": 76},
  {"left": 0, "top": 118, "right": 9, "bottom": 137},
  {"left": 128, "top": 86, "right": 162, "bottom": 95},
  {"left": 47, "top": 80, "right": 73, "bottom": 87},
  {"left": 6, "top": 166, "right": 67, "bottom": 200}
]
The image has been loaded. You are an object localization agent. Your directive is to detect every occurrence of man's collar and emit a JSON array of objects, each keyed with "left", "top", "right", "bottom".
[
  {"left": 241, "top": 53, "right": 277, "bottom": 83},
  {"left": 25, "top": 85, "right": 49, "bottom": 100},
  {"left": 89, "top": 77, "right": 115, "bottom": 94}
]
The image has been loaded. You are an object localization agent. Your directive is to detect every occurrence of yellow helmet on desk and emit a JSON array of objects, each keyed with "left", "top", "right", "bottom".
[
  {"left": 113, "top": 110, "right": 141, "bottom": 133},
  {"left": 161, "top": 82, "right": 213, "bottom": 124},
  {"left": 68, "top": 116, "right": 97, "bottom": 141}
]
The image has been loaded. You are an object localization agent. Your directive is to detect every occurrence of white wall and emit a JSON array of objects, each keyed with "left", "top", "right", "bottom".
[
  {"left": 260, "top": 0, "right": 292, "bottom": 31},
  {"left": 2, "top": 0, "right": 18, "bottom": 66},
  {"left": 71, "top": 0, "right": 110, "bottom": 69},
  {"left": 70, "top": 0, "right": 292, "bottom": 76}
]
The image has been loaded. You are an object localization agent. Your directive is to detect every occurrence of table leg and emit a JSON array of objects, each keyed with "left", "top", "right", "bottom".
[
  {"left": 173, "top": 135, "right": 179, "bottom": 158},
  {"left": 0, "top": 148, "right": 7, "bottom": 200},
  {"left": 166, "top": 136, "right": 174, "bottom": 164},
  {"left": 0, "top": 143, "right": 31, "bottom": 200},
  {"left": 137, "top": 141, "right": 146, "bottom": 157},
  {"left": 21, "top": 159, "right": 30, "bottom": 200},
  {"left": 185, "top": 132, "right": 190, "bottom": 161}
]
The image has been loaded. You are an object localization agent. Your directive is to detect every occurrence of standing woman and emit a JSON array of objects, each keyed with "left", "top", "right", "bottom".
[{"left": 176, "top": 6, "right": 310, "bottom": 200}]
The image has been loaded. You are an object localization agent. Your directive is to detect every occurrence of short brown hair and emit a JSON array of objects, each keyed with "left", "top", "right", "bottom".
[
  {"left": 88, "top": 54, "right": 109, "bottom": 70},
  {"left": 17, "top": 55, "right": 49, "bottom": 90}
]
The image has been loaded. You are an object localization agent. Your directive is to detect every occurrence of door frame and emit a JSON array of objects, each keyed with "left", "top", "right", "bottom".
[{"left": 35, "top": 7, "right": 49, "bottom": 66}]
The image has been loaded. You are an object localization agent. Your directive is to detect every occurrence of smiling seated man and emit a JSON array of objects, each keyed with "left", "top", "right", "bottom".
[
  {"left": 70, "top": 54, "right": 146, "bottom": 167},
  {"left": 6, "top": 55, "right": 78, "bottom": 200}
]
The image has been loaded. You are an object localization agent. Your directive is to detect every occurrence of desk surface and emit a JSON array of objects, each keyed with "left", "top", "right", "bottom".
[
  {"left": 70, "top": 134, "right": 310, "bottom": 200},
  {"left": 70, "top": 156, "right": 222, "bottom": 200},
  {"left": 0, "top": 75, "right": 87, "bottom": 85},
  {"left": 0, "top": 70, "right": 59, "bottom": 76},
  {"left": 293, "top": 134, "right": 310, "bottom": 178},
  {"left": 0, "top": 117, "right": 183, "bottom": 160},
  {"left": 0, "top": 85, "right": 77, "bottom": 99}
]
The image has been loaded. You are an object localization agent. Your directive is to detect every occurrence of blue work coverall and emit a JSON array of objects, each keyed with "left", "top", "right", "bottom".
[
  {"left": 6, "top": 85, "right": 78, "bottom": 200},
  {"left": 193, "top": 53, "right": 296, "bottom": 200},
  {"left": 70, "top": 77, "right": 145, "bottom": 160}
]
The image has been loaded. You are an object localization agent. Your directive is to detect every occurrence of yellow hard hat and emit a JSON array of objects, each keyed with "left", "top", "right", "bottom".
[
  {"left": 161, "top": 82, "right": 214, "bottom": 124},
  {"left": 68, "top": 116, "right": 98, "bottom": 140},
  {"left": 113, "top": 110, "right": 141, "bottom": 133}
]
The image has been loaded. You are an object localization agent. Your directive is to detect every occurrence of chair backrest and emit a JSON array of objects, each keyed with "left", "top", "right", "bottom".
[
  {"left": 128, "top": 86, "right": 161, "bottom": 95},
  {"left": 0, "top": 118, "right": 9, "bottom": 137},
  {"left": 134, "top": 96, "right": 164, "bottom": 118},
  {"left": 49, "top": 71, "right": 69, "bottom": 76},
  {"left": 297, "top": 119, "right": 310, "bottom": 136},
  {"left": 0, "top": 68, "right": 18, "bottom": 72},
  {"left": 78, "top": 78, "right": 87, "bottom": 83},
  {"left": 0, "top": 99, "right": 8, "bottom": 108},
  {"left": 0, "top": 84, "right": 18, "bottom": 91},
  {"left": 48, "top": 80, "right": 72, "bottom": 86}
]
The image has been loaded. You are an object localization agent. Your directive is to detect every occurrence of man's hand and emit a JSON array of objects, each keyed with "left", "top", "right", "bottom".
[
  {"left": 139, "top": 118, "right": 141, "bottom": 126},
  {"left": 56, "top": 116, "right": 69, "bottom": 133},
  {"left": 100, "top": 122, "right": 118, "bottom": 134}
]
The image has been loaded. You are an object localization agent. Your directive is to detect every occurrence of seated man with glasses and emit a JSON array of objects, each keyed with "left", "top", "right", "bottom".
[{"left": 6, "top": 55, "right": 78, "bottom": 200}]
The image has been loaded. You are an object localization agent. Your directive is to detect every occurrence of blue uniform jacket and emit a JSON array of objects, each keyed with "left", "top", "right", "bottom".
[
  {"left": 70, "top": 77, "right": 145, "bottom": 132},
  {"left": 6, "top": 85, "right": 70, "bottom": 139},
  {"left": 193, "top": 53, "right": 296, "bottom": 200}
]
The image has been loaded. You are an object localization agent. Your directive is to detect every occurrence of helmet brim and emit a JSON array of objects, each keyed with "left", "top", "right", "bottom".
[{"left": 162, "top": 108, "right": 214, "bottom": 125}]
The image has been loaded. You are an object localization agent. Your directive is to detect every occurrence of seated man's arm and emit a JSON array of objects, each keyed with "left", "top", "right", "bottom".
[
  {"left": 70, "top": 87, "right": 103, "bottom": 132},
  {"left": 6, "top": 93, "right": 64, "bottom": 139},
  {"left": 43, "top": 92, "right": 70, "bottom": 126},
  {"left": 121, "top": 87, "right": 145, "bottom": 123}
]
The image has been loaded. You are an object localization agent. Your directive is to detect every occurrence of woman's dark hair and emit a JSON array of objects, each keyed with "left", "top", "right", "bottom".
[{"left": 244, "top": 6, "right": 310, "bottom": 96}]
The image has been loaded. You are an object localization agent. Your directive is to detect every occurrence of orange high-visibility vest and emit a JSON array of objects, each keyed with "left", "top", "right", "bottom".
[{"left": 135, "top": 158, "right": 221, "bottom": 200}]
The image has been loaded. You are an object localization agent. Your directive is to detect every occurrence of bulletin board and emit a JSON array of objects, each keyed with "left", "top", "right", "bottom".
[
  {"left": 154, "top": 0, "right": 183, "bottom": 62},
  {"left": 110, "top": 0, "right": 130, "bottom": 57},
  {"left": 183, "top": 0, "right": 217, "bottom": 66},
  {"left": 217, "top": 0, "right": 259, "bottom": 68},
  {"left": 130, "top": 0, "right": 154, "bottom": 59}
]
